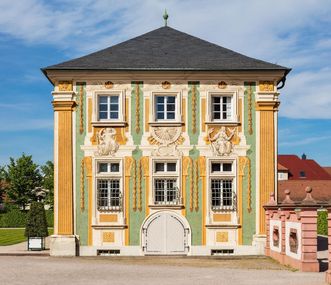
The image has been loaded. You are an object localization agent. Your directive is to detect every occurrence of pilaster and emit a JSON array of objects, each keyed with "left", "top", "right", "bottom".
[{"left": 256, "top": 85, "right": 279, "bottom": 235}]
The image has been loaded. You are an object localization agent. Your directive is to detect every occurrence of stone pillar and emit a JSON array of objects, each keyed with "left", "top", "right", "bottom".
[
  {"left": 300, "top": 210, "right": 319, "bottom": 271},
  {"left": 265, "top": 209, "right": 271, "bottom": 256},
  {"left": 326, "top": 209, "right": 331, "bottom": 282},
  {"left": 50, "top": 85, "right": 77, "bottom": 256}
]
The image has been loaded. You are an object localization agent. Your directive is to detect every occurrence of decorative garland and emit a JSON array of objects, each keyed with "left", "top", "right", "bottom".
[
  {"left": 194, "top": 159, "right": 199, "bottom": 211},
  {"left": 190, "top": 158, "right": 194, "bottom": 212},
  {"left": 248, "top": 84, "right": 253, "bottom": 135},
  {"left": 79, "top": 85, "right": 84, "bottom": 134},
  {"left": 137, "top": 159, "right": 142, "bottom": 211},
  {"left": 132, "top": 160, "right": 137, "bottom": 211},
  {"left": 192, "top": 85, "right": 197, "bottom": 134},
  {"left": 247, "top": 157, "right": 252, "bottom": 212},
  {"left": 135, "top": 83, "right": 140, "bottom": 134},
  {"left": 80, "top": 158, "right": 85, "bottom": 211}
]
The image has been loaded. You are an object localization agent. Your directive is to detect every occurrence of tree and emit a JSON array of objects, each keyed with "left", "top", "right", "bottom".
[
  {"left": 6, "top": 154, "right": 42, "bottom": 210},
  {"left": 25, "top": 201, "right": 48, "bottom": 237},
  {"left": 0, "top": 166, "right": 7, "bottom": 204},
  {"left": 41, "top": 161, "right": 54, "bottom": 209}
]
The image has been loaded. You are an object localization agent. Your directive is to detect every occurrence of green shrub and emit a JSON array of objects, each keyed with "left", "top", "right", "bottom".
[
  {"left": 0, "top": 208, "right": 27, "bottom": 227},
  {"left": 317, "top": 210, "right": 328, "bottom": 236},
  {"left": 25, "top": 202, "right": 48, "bottom": 237},
  {"left": 45, "top": 210, "right": 54, "bottom": 227}
]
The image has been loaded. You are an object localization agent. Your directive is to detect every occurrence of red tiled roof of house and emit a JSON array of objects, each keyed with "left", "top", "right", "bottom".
[
  {"left": 278, "top": 180, "right": 331, "bottom": 202},
  {"left": 278, "top": 155, "right": 331, "bottom": 180},
  {"left": 324, "top": 167, "right": 331, "bottom": 176},
  {"left": 277, "top": 163, "right": 288, "bottom": 171}
]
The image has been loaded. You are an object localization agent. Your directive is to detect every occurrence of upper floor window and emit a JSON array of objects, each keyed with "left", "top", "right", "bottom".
[
  {"left": 155, "top": 95, "right": 176, "bottom": 120},
  {"left": 211, "top": 95, "right": 232, "bottom": 120},
  {"left": 93, "top": 91, "right": 125, "bottom": 125},
  {"left": 150, "top": 92, "right": 182, "bottom": 125},
  {"left": 99, "top": 95, "right": 119, "bottom": 120},
  {"left": 207, "top": 92, "right": 238, "bottom": 123}
]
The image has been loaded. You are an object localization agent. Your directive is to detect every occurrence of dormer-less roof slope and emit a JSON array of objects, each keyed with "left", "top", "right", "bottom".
[{"left": 42, "top": 26, "right": 290, "bottom": 73}]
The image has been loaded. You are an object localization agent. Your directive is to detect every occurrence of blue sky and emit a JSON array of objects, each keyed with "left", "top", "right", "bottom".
[{"left": 0, "top": 0, "right": 330, "bottom": 166}]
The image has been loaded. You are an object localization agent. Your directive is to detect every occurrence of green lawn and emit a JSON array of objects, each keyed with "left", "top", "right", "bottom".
[{"left": 0, "top": 228, "right": 53, "bottom": 246}]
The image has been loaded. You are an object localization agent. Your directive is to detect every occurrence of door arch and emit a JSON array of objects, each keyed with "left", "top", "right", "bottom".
[{"left": 141, "top": 211, "right": 191, "bottom": 255}]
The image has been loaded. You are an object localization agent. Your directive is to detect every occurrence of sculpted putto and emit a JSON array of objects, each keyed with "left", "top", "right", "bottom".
[
  {"left": 96, "top": 128, "right": 119, "bottom": 156},
  {"left": 208, "top": 126, "right": 235, "bottom": 156}
]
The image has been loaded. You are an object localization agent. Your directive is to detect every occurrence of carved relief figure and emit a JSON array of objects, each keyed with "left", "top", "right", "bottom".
[
  {"left": 208, "top": 127, "right": 235, "bottom": 156},
  {"left": 96, "top": 128, "right": 119, "bottom": 156}
]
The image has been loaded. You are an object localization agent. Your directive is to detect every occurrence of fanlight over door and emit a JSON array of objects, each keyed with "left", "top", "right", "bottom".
[{"left": 142, "top": 212, "right": 190, "bottom": 255}]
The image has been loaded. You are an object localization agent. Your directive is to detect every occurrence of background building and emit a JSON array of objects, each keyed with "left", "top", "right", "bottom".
[{"left": 42, "top": 25, "right": 290, "bottom": 256}]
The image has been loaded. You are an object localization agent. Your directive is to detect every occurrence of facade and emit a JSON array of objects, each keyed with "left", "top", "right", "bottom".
[{"left": 42, "top": 26, "right": 290, "bottom": 256}]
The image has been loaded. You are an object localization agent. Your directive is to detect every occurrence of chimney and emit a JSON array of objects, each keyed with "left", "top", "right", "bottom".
[{"left": 301, "top": 153, "right": 307, "bottom": 160}]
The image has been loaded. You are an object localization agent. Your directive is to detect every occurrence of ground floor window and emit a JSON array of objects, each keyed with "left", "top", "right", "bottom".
[
  {"left": 211, "top": 179, "right": 234, "bottom": 210},
  {"left": 154, "top": 178, "right": 179, "bottom": 205},
  {"left": 152, "top": 161, "right": 180, "bottom": 205},
  {"left": 97, "top": 179, "right": 121, "bottom": 211}
]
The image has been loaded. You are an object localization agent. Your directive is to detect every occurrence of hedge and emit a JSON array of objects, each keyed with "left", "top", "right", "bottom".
[
  {"left": 0, "top": 208, "right": 54, "bottom": 228},
  {"left": 318, "top": 210, "right": 328, "bottom": 236}
]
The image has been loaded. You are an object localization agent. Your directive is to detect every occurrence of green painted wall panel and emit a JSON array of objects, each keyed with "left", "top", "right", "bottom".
[
  {"left": 242, "top": 82, "right": 257, "bottom": 245},
  {"left": 75, "top": 82, "right": 89, "bottom": 245}
]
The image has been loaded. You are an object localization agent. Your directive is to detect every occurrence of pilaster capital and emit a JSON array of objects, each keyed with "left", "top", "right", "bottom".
[
  {"left": 52, "top": 100, "right": 76, "bottom": 111},
  {"left": 255, "top": 101, "right": 280, "bottom": 111},
  {"left": 52, "top": 91, "right": 76, "bottom": 102}
]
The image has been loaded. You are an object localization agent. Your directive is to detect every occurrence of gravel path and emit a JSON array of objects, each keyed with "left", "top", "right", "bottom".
[{"left": 0, "top": 256, "right": 325, "bottom": 285}]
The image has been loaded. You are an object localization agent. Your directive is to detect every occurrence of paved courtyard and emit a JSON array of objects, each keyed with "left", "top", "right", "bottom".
[{"left": 0, "top": 256, "right": 325, "bottom": 285}]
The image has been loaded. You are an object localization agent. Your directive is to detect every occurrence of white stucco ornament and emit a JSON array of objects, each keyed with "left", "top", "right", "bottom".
[
  {"left": 95, "top": 128, "right": 119, "bottom": 156},
  {"left": 150, "top": 126, "right": 182, "bottom": 156},
  {"left": 208, "top": 126, "right": 235, "bottom": 156}
]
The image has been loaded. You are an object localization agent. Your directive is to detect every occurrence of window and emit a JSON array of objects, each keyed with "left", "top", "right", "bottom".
[
  {"left": 96, "top": 160, "right": 122, "bottom": 211},
  {"left": 97, "top": 179, "right": 121, "bottom": 210},
  {"left": 207, "top": 92, "right": 238, "bottom": 123},
  {"left": 94, "top": 91, "right": 125, "bottom": 125},
  {"left": 211, "top": 95, "right": 232, "bottom": 121},
  {"left": 155, "top": 95, "right": 176, "bottom": 120},
  {"left": 98, "top": 95, "right": 119, "bottom": 120},
  {"left": 153, "top": 161, "right": 180, "bottom": 205},
  {"left": 210, "top": 160, "right": 236, "bottom": 211}
]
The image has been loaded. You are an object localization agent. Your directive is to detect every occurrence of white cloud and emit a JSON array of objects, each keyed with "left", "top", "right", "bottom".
[{"left": 0, "top": 0, "right": 330, "bottom": 118}]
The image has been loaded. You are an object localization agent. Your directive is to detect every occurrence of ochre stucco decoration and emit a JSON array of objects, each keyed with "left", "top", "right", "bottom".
[
  {"left": 133, "top": 160, "right": 137, "bottom": 211},
  {"left": 259, "top": 81, "right": 274, "bottom": 92},
  {"left": 192, "top": 85, "right": 197, "bottom": 134},
  {"left": 218, "top": 81, "right": 227, "bottom": 89},
  {"left": 79, "top": 85, "right": 84, "bottom": 134},
  {"left": 80, "top": 158, "right": 85, "bottom": 211},
  {"left": 95, "top": 128, "right": 119, "bottom": 156},
  {"left": 135, "top": 83, "right": 140, "bottom": 134},
  {"left": 207, "top": 126, "right": 235, "bottom": 156},
  {"left": 149, "top": 126, "right": 183, "bottom": 156},
  {"left": 104, "top": 81, "right": 114, "bottom": 89},
  {"left": 248, "top": 84, "right": 253, "bottom": 135},
  {"left": 58, "top": 81, "right": 73, "bottom": 91},
  {"left": 161, "top": 81, "right": 171, "bottom": 89}
]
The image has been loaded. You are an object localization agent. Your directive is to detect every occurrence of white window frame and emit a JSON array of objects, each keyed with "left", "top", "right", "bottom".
[
  {"left": 206, "top": 91, "right": 238, "bottom": 124},
  {"left": 150, "top": 92, "right": 182, "bottom": 125},
  {"left": 152, "top": 160, "right": 181, "bottom": 205},
  {"left": 95, "top": 159, "right": 123, "bottom": 212},
  {"left": 209, "top": 159, "right": 236, "bottom": 212},
  {"left": 93, "top": 90, "right": 126, "bottom": 125}
]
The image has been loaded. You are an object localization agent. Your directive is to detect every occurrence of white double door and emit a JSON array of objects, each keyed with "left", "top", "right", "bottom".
[{"left": 143, "top": 212, "right": 189, "bottom": 255}]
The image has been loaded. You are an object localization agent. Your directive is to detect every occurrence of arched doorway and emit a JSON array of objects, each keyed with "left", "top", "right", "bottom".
[{"left": 141, "top": 211, "right": 190, "bottom": 255}]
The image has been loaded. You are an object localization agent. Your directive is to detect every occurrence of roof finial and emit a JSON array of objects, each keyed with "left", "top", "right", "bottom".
[{"left": 163, "top": 9, "right": 169, "bottom": 27}]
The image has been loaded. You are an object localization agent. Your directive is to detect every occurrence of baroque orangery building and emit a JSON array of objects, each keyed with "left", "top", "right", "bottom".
[{"left": 42, "top": 25, "right": 290, "bottom": 256}]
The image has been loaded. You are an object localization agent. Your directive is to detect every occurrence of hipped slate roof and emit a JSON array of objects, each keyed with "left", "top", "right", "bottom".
[{"left": 42, "top": 26, "right": 290, "bottom": 73}]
